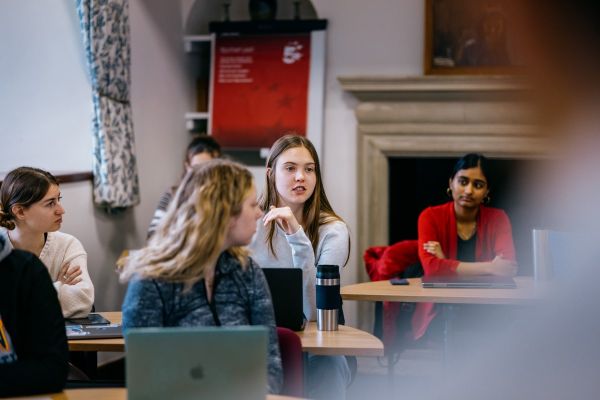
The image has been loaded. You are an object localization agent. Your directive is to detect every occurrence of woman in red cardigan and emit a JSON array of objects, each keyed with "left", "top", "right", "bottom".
[
  {"left": 413, "top": 153, "right": 517, "bottom": 338},
  {"left": 419, "top": 153, "right": 517, "bottom": 276}
]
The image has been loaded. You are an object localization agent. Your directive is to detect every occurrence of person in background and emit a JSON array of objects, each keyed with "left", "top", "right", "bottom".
[
  {"left": 146, "top": 134, "right": 221, "bottom": 239},
  {"left": 418, "top": 153, "right": 517, "bottom": 277},
  {"left": 0, "top": 167, "right": 94, "bottom": 318},
  {"left": 249, "top": 134, "right": 351, "bottom": 400},
  {"left": 120, "top": 160, "right": 283, "bottom": 394},
  {"left": 413, "top": 153, "right": 517, "bottom": 339},
  {"left": 0, "top": 229, "right": 69, "bottom": 397}
]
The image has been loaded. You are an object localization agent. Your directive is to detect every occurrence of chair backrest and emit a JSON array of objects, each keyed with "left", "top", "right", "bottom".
[{"left": 276, "top": 327, "right": 303, "bottom": 397}]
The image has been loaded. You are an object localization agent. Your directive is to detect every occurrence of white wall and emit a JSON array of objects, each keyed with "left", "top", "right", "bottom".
[
  {"left": 0, "top": 0, "right": 93, "bottom": 171},
  {"left": 1, "top": 0, "right": 425, "bottom": 323},
  {"left": 1, "top": 0, "right": 192, "bottom": 312}
]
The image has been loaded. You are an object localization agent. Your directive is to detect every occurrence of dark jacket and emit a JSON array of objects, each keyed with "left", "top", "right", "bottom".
[{"left": 0, "top": 230, "right": 69, "bottom": 397}]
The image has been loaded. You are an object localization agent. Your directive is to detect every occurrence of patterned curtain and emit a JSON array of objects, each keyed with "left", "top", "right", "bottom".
[{"left": 76, "top": 0, "right": 140, "bottom": 210}]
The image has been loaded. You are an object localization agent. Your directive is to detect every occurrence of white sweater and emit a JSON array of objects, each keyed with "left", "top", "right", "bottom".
[
  {"left": 3, "top": 229, "right": 94, "bottom": 318},
  {"left": 249, "top": 220, "right": 349, "bottom": 321}
]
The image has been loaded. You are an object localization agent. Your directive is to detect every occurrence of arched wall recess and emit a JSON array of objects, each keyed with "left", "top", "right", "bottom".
[{"left": 184, "top": 0, "right": 318, "bottom": 34}]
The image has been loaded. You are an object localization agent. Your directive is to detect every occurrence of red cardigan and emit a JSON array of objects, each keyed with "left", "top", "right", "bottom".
[
  {"left": 412, "top": 201, "right": 516, "bottom": 339},
  {"left": 417, "top": 201, "right": 516, "bottom": 275}
]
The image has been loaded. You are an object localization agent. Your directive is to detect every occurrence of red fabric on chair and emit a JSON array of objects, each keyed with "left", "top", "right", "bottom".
[
  {"left": 364, "top": 240, "right": 419, "bottom": 281},
  {"left": 276, "top": 327, "right": 304, "bottom": 397}
]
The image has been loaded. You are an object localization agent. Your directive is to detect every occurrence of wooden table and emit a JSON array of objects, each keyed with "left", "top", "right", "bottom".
[
  {"left": 297, "top": 322, "right": 383, "bottom": 356},
  {"left": 342, "top": 276, "right": 541, "bottom": 369},
  {"left": 68, "top": 312, "right": 383, "bottom": 357},
  {"left": 5, "top": 388, "right": 302, "bottom": 400},
  {"left": 341, "top": 276, "right": 539, "bottom": 304}
]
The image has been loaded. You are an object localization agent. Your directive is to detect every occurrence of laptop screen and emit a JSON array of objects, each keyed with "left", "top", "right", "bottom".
[
  {"left": 262, "top": 268, "right": 305, "bottom": 331},
  {"left": 126, "top": 326, "right": 268, "bottom": 400}
]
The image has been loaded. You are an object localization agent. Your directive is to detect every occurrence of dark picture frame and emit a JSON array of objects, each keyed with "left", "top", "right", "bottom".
[{"left": 424, "top": 0, "right": 523, "bottom": 75}]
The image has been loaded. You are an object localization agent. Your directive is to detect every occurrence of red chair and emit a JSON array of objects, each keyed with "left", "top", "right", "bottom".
[{"left": 276, "top": 327, "right": 304, "bottom": 397}]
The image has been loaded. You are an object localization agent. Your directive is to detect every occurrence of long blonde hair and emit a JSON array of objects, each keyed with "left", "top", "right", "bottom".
[
  {"left": 260, "top": 134, "right": 347, "bottom": 261},
  {"left": 119, "top": 160, "right": 254, "bottom": 287}
]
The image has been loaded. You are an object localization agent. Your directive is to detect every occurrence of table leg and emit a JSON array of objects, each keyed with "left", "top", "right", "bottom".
[
  {"left": 441, "top": 304, "right": 456, "bottom": 367},
  {"left": 303, "top": 352, "right": 309, "bottom": 397}
]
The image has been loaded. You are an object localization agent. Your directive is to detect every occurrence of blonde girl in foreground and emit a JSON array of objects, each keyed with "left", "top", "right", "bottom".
[{"left": 120, "top": 160, "right": 282, "bottom": 394}]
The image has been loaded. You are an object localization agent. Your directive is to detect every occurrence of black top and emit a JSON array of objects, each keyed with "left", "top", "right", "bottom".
[
  {"left": 0, "top": 247, "right": 68, "bottom": 397},
  {"left": 457, "top": 233, "right": 477, "bottom": 262}
]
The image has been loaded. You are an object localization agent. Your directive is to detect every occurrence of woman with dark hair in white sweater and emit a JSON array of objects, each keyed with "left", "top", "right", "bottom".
[{"left": 0, "top": 167, "right": 94, "bottom": 318}]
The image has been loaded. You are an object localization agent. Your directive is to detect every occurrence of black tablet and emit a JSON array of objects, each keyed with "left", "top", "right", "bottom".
[{"left": 65, "top": 312, "right": 111, "bottom": 326}]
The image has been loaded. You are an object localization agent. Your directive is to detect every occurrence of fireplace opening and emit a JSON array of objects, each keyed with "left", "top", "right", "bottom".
[{"left": 388, "top": 156, "right": 545, "bottom": 275}]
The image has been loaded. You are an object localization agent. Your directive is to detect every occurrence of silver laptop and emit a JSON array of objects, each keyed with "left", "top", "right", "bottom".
[
  {"left": 125, "top": 326, "right": 268, "bottom": 400},
  {"left": 422, "top": 275, "right": 517, "bottom": 288}
]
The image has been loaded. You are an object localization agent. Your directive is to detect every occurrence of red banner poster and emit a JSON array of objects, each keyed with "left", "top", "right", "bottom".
[{"left": 210, "top": 34, "right": 311, "bottom": 148}]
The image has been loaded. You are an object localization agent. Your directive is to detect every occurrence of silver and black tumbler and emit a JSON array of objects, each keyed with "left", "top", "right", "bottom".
[{"left": 316, "top": 264, "right": 340, "bottom": 331}]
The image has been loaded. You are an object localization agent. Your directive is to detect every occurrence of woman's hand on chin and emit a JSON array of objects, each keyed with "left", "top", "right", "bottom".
[
  {"left": 490, "top": 256, "right": 518, "bottom": 277},
  {"left": 263, "top": 206, "right": 301, "bottom": 235}
]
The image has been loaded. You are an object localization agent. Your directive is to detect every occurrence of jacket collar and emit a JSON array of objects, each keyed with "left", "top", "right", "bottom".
[{"left": 215, "top": 251, "right": 241, "bottom": 276}]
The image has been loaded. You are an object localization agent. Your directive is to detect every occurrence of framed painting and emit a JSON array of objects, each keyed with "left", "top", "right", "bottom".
[{"left": 424, "top": 0, "right": 524, "bottom": 75}]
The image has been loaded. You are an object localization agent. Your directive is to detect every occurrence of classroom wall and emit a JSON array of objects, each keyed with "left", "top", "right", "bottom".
[
  {"left": 0, "top": 0, "right": 92, "bottom": 171},
  {"left": 1, "top": 0, "right": 192, "bottom": 311},
  {"left": 0, "top": 0, "right": 425, "bottom": 323}
]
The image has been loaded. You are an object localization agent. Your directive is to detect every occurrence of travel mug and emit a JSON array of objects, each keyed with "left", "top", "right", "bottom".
[
  {"left": 316, "top": 265, "right": 340, "bottom": 331},
  {"left": 532, "top": 229, "right": 552, "bottom": 281}
]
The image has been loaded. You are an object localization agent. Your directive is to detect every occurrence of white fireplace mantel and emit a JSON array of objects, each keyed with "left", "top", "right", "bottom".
[
  {"left": 338, "top": 75, "right": 530, "bottom": 102},
  {"left": 339, "top": 76, "right": 548, "bottom": 290}
]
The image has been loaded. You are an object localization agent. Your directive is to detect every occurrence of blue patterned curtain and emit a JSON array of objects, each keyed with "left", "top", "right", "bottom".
[{"left": 76, "top": 0, "right": 140, "bottom": 210}]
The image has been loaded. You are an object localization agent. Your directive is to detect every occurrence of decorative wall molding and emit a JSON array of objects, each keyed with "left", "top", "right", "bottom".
[
  {"left": 0, "top": 171, "right": 93, "bottom": 187},
  {"left": 338, "top": 75, "right": 530, "bottom": 101}
]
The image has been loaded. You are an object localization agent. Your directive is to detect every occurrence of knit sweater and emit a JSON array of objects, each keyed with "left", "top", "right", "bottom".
[
  {"left": 122, "top": 251, "right": 283, "bottom": 394},
  {"left": 1, "top": 229, "right": 95, "bottom": 318},
  {"left": 249, "top": 220, "right": 350, "bottom": 321},
  {"left": 0, "top": 230, "right": 69, "bottom": 397}
]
